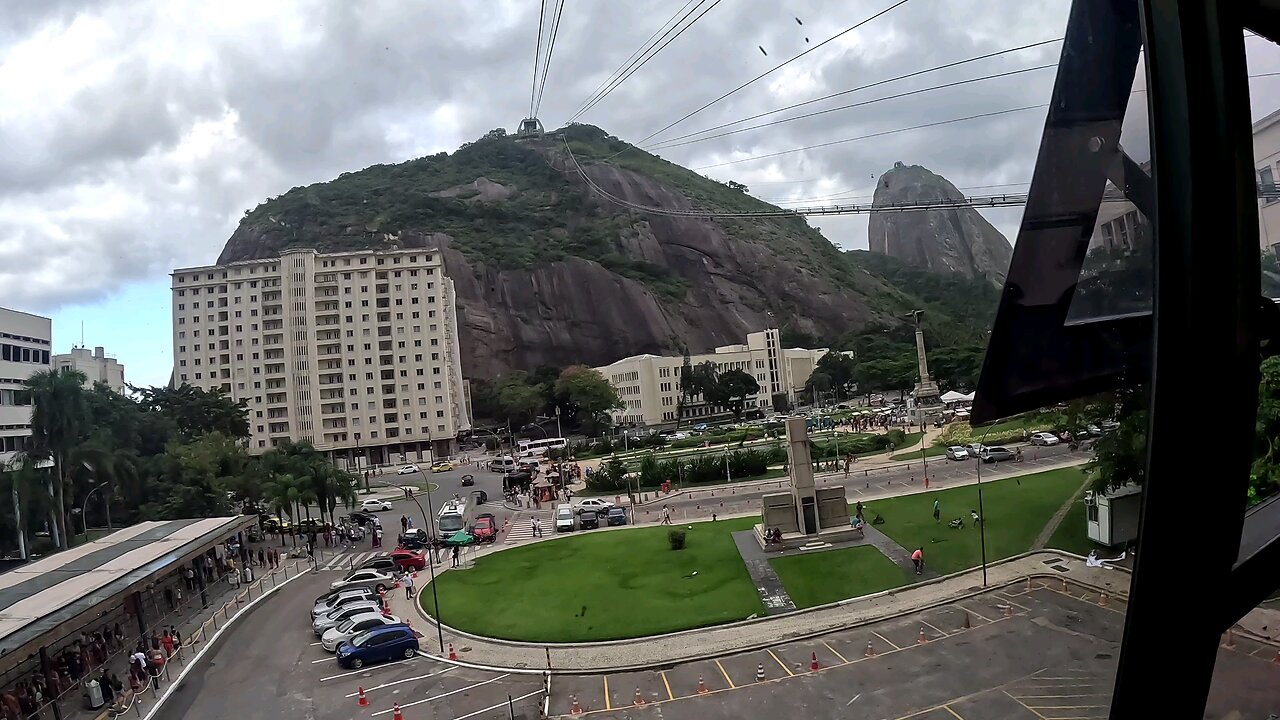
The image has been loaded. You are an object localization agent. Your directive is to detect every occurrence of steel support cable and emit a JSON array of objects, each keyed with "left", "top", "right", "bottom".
[
  {"left": 636, "top": 0, "right": 915, "bottom": 145},
  {"left": 572, "top": 0, "right": 723, "bottom": 122},
  {"left": 567, "top": 0, "right": 700, "bottom": 122},
  {"left": 533, "top": 0, "right": 566, "bottom": 118},
  {"left": 647, "top": 64, "right": 1057, "bottom": 151},
  {"left": 529, "top": 0, "right": 548, "bottom": 118},
  {"left": 642, "top": 37, "right": 1063, "bottom": 148}
]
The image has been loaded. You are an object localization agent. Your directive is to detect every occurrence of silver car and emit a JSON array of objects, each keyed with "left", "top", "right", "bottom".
[
  {"left": 312, "top": 588, "right": 377, "bottom": 619},
  {"left": 320, "top": 612, "right": 402, "bottom": 652},
  {"left": 945, "top": 446, "right": 969, "bottom": 461},
  {"left": 313, "top": 600, "right": 384, "bottom": 636}
]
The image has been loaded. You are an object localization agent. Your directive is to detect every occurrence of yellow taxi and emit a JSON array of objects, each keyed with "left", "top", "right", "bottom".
[{"left": 430, "top": 460, "right": 454, "bottom": 473}]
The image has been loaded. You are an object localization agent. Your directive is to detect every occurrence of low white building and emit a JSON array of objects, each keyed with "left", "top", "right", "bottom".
[
  {"left": 0, "top": 308, "right": 52, "bottom": 467},
  {"left": 595, "top": 329, "right": 829, "bottom": 428},
  {"left": 53, "top": 346, "right": 125, "bottom": 392},
  {"left": 1084, "top": 484, "right": 1141, "bottom": 548}
]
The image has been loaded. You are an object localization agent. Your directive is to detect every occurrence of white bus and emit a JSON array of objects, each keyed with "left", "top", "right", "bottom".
[
  {"left": 437, "top": 497, "right": 471, "bottom": 540},
  {"left": 516, "top": 437, "right": 567, "bottom": 458}
]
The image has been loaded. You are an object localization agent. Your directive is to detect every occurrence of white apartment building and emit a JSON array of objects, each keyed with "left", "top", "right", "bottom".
[
  {"left": 595, "top": 329, "right": 828, "bottom": 428},
  {"left": 0, "top": 308, "right": 52, "bottom": 467},
  {"left": 170, "top": 247, "right": 471, "bottom": 466},
  {"left": 53, "top": 347, "right": 125, "bottom": 392},
  {"left": 1254, "top": 107, "right": 1280, "bottom": 254}
]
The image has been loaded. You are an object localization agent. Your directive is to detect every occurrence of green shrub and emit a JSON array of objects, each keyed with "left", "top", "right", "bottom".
[{"left": 668, "top": 530, "right": 687, "bottom": 550}]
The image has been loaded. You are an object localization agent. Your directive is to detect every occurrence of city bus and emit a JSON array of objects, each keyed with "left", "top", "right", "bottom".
[
  {"left": 516, "top": 437, "right": 567, "bottom": 457},
  {"left": 437, "top": 497, "right": 471, "bottom": 540}
]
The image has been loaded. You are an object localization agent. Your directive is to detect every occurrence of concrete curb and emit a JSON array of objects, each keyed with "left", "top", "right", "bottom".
[
  {"left": 409, "top": 549, "right": 1132, "bottom": 673},
  {"left": 141, "top": 566, "right": 313, "bottom": 720}
]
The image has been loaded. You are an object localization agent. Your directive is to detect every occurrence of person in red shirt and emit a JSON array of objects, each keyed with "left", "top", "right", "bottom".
[
  {"left": 160, "top": 630, "right": 175, "bottom": 658},
  {"left": 911, "top": 547, "right": 925, "bottom": 575}
]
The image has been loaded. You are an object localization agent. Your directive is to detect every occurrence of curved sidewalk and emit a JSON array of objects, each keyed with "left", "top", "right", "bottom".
[{"left": 386, "top": 550, "right": 1131, "bottom": 674}]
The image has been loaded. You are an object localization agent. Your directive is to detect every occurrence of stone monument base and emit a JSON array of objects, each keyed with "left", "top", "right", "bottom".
[{"left": 752, "top": 522, "right": 866, "bottom": 552}]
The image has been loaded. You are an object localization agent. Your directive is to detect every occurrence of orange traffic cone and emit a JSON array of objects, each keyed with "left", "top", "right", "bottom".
[
  {"left": 392, "top": 703, "right": 404, "bottom": 720},
  {"left": 864, "top": 641, "right": 876, "bottom": 658},
  {"left": 357, "top": 687, "right": 368, "bottom": 707},
  {"left": 570, "top": 695, "right": 582, "bottom": 714},
  {"left": 809, "top": 651, "right": 820, "bottom": 671},
  {"left": 1003, "top": 604, "right": 1013, "bottom": 618},
  {"left": 1026, "top": 576, "right": 1033, "bottom": 591},
  {"left": 448, "top": 643, "right": 458, "bottom": 661},
  {"left": 1062, "top": 577, "right": 1069, "bottom": 592},
  {"left": 962, "top": 612, "right": 971, "bottom": 630},
  {"left": 1273, "top": 649, "right": 1280, "bottom": 665},
  {"left": 917, "top": 627, "right": 928, "bottom": 644},
  {"left": 633, "top": 688, "right": 645, "bottom": 706},
  {"left": 1099, "top": 592, "right": 1109, "bottom": 608},
  {"left": 697, "top": 676, "right": 709, "bottom": 694}
]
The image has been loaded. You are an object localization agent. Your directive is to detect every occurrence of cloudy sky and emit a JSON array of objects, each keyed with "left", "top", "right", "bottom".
[{"left": 3, "top": 0, "right": 1280, "bottom": 386}]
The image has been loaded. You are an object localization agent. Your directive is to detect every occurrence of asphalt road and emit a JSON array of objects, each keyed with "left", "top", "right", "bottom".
[{"left": 152, "top": 570, "right": 544, "bottom": 720}]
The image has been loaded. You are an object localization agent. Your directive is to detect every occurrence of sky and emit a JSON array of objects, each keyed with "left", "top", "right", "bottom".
[{"left": 3, "top": 0, "right": 1280, "bottom": 386}]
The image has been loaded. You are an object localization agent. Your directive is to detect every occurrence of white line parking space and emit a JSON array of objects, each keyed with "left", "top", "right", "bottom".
[
  {"left": 370, "top": 674, "right": 510, "bottom": 716},
  {"left": 342, "top": 667, "right": 455, "bottom": 697}
]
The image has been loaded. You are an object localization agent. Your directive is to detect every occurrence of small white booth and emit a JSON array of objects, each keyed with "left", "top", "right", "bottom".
[{"left": 1085, "top": 484, "right": 1143, "bottom": 547}]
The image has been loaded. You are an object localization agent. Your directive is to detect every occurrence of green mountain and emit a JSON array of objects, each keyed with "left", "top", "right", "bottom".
[{"left": 217, "top": 124, "right": 995, "bottom": 378}]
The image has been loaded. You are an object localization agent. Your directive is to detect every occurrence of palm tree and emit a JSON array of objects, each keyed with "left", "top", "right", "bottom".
[
  {"left": 265, "top": 473, "right": 300, "bottom": 547},
  {"left": 1, "top": 455, "right": 56, "bottom": 559},
  {"left": 26, "top": 367, "right": 88, "bottom": 549}
]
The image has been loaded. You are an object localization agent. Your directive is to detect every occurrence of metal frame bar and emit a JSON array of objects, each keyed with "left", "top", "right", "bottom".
[{"left": 1113, "top": 0, "right": 1260, "bottom": 716}]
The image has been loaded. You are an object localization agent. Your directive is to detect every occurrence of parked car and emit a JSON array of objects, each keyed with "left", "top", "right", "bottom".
[
  {"left": 554, "top": 504, "right": 575, "bottom": 532},
  {"left": 355, "top": 554, "right": 398, "bottom": 573},
  {"left": 578, "top": 512, "right": 599, "bottom": 530},
  {"left": 361, "top": 498, "right": 393, "bottom": 512},
  {"left": 430, "top": 460, "right": 454, "bottom": 473},
  {"left": 348, "top": 510, "right": 378, "bottom": 526},
  {"left": 390, "top": 549, "right": 427, "bottom": 571},
  {"left": 473, "top": 513, "right": 497, "bottom": 543},
  {"left": 313, "top": 600, "right": 384, "bottom": 636},
  {"left": 321, "top": 612, "right": 403, "bottom": 652},
  {"left": 397, "top": 464, "right": 420, "bottom": 475},
  {"left": 606, "top": 507, "right": 627, "bottom": 526},
  {"left": 1029, "top": 432, "right": 1060, "bottom": 446},
  {"left": 312, "top": 589, "right": 379, "bottom": 620},
  {"left": 460, "top": 474, "right": 475, "bottom": 487},
  {"left": 296, "top": 519, "right": 325, "bottom": 535},
  {"left": 488, "top": 457, "right": 517, "bottom": 473},
  {"left": 336, "top": 625, "right": 420, "bottom": 669},
  {"left": 573, "top": 497, "right": 615, "bottom": 515},
  {"left": 398, "top": 528, "right": 430, "bottom": 550},
  {"left": 980, "top": 446, "right": 1017, "bottom": 464},
  {"left": 945, "top": 446, "right": 969, "bottom": 461},
  {"left": 330, "top": 568, "right": 394, "bottom": 593},
  {"left": 963, "top": 443, "right": 988, "bottom": 457}
]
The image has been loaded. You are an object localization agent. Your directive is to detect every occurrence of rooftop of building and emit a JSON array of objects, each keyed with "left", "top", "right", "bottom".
[{"left": 171, "top": 246, "right": 445, "bottom": 275}]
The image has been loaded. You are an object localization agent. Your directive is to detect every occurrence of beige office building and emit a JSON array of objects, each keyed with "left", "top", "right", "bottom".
[
  {"left": 0, "top": 308, "right": 52, "bottom": 467},
  {"left": 596, "top": 329, "right": 829, "bottom": 428},
  {"left": 170, "top": 247, "right": 471, "bottom": 466},
  {"left": 53, "top": 347, "right": 125, "bottom": 392}
]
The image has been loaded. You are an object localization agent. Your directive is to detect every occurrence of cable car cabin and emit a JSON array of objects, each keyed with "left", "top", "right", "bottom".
[{"left": 518, "top": 117, "right": 544, "bottom": 138}]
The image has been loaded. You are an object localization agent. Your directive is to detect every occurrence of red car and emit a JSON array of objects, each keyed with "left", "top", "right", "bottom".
[
  {"left": 390, "top": 549, "right": 426, "bottom": 571},
  {"left": 473, "top": 514, "right": 497, "bottom": 543}
]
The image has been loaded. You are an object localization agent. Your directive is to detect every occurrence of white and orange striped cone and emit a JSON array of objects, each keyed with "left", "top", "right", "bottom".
[
  {"left": 864, "top": 641, "right": 876, "bottom": 658},
  {"left": 392, "top": 703, "right": 404, "bottom": 720},
  {"left": 1223, "top": 630, "right": 1236, "bottom": 649},
  {"left": 755, "top": 663, "right": 765, "bottom": 681},
  {"left": 1003, "top": 604, "right": 1013, "bottom": 618},
  {"left": 569, "top": 695, "right": 582, "bottom": 715},
  {"left": 1062, "top": 577, "right": 1069, "bottom": 592},
  {"left": 357, "top": 687, "right": 368, "bottom": 707},
  {"left": 917, "top": 627, "right": 928, "bottom": 644},
  {"left": 633, "top": 688, "right": 645, "bottom": 706},
  {"left": 697, "top": 676, "right": 709, "bottom": 694},
  {"left": 1099, "top": 592, "right": 1109, "bottom": 608},
  {"left": 962, "top": 612, "right": 971, "bottom": 630},
  {"left": 809, "top": 651, "right": 820, "bottom": 671},
  {"left": 448, "top": 643, "right": 457, "bottom": 661}
]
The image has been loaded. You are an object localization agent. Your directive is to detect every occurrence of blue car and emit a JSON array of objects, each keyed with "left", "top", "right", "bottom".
[{"left": 335, "top": 625, "right": 419, "bottom": 668}]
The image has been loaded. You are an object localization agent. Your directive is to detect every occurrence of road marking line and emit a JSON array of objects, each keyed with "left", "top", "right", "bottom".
[
  {"left": 603, "top": 675, "right": 611, "bottom": 710},
  {"left": 1002, "top": 690, "right": 1050, "bottom": 720},
  {"left": 344, "top": 667, "right": 454, "bottom": 696},
  {"left": 823, "top": 641, "right": 848, "bottom": 664},
  {"left": 715, "top": 659, "right": 735, "bottom": 689},
  {"left": 308, "top": 641, "right": 323, "bottom": 646},
  {"left": 921, "top": 619, "right": 948, "bottom": 638},
  {"left": 767, "top": 649, "right": 793, "bottom": 676},
  {"left": 659, "top": 671, "right": 674, "bottom": 700},
  {"left": 318, "top": 657, "right": 415, "bottom": 682},
  {"left": 871, "top": 631, "right": 901, "bottom": 650},
  {"left": 311, "top": 656, "right": 335, "bottom": 664},
  {"left": 1009, "top": 694, "right": 1111, "bottom": 699},
  {"left": 942, "top": 705, "right": 965, "bottom": 720},
  {"left": 371, "top": 674, "right": 510, "bottom": 715},
  {"left": 1002, "top": 597, "right": 1032, "bottom": 613},
  {"left": 1023, "top": 705, "right": 1108, "bottom": 710},
  {"left": 446, "top": 688, "right": 544, "bottom": 720},
  {"left": 958, "top": 604, "right": 992, "bottom": 623}
]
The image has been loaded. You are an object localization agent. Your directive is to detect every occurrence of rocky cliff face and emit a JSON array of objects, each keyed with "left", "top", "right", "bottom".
[
  {"left": 215, "top": 127, "right": 947, "bottom": 378},
  {"left": 867, "top": 162, "right": 1013, "bottom": 285}
]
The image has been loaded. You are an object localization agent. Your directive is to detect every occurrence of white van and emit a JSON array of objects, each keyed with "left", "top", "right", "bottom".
[
  {"left": 554, "top": 504, "right": 575, "bottom": 533},
  {"left": 488, "top": 456, "right": 517, "bottom": 473}
]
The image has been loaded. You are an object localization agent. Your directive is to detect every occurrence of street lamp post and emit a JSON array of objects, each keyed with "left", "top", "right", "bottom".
[
  {"left": 370, "top": 475, "right": 444, "bottom": 653},
  {"left": 82, "top": 481, "right": 111, "bottom": 532}
]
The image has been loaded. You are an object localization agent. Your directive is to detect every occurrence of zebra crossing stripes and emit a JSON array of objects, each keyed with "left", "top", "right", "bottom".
[
  {"left": 319, "top": 550, "right": 380, "bottom": 572},
  {"left": 503, "top": 510, "right": 553, "bottom": 544}
]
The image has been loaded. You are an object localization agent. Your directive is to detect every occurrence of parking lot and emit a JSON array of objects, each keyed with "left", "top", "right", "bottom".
[
  {"left": 155, "top": 570, "right": 545, "bottom": 720},
  {"left": 546, "top": 580, "right": 1280, "bottom": 720}
]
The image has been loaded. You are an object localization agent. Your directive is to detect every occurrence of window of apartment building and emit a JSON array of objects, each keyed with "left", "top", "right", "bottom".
[{"left": 433, "top": 381, "right": 441, "bottom": 389}]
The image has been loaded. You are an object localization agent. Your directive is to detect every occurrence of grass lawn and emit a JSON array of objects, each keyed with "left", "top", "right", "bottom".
[
  {"left": 770, "top": 546, "right": 908, "bottom": 608},
  {"left": 860, "top": 467, "right": 1087, "bottom": 575},
  {"left": 890, "top": 445, "right": 948, "bottom": 461},
  {"left": 425, "top": 517, "right": 764, "bottom": 642},
  {"left": 1045, "top": 488, "right": 1098, "bottom": 556}
]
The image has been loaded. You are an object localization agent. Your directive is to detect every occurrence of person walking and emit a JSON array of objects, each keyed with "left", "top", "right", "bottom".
[
  {"left": 403, "top": 573, "right": 415, "bottom": 599},
  {"left": 932, "top": 498, "right": 941, "bottom": 524},
  {"left": 400, "top": 515, "right": 408, "bottom": 534},
  {"left": 257, "top": 547, "right": 265, "bottom": 567},
  {"left": 451, "top": 545, "right": 460, "bottom": 568},
  {"left": 661, "top": 505, "right": 672, "bottom": 525},
  {"left": 531, "top": 517, "right": 541, "bottom": 538},
  {"left": 184, "top": 566, "right": 194, "bottom": 591},
  {"left": 911, "top": 547, "right": 925, "bottom": 575}
]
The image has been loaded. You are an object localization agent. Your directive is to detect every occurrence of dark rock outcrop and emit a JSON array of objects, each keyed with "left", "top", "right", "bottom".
[{"left": 867, "top": 162, "right": 1013, "bottom": 285}]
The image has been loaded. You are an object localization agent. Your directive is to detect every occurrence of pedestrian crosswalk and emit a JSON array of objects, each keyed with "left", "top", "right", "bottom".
[
  {"left": 318, "top": 550, "right": 382, "bottom": 572},
  {"left": 503, "top": 510, "right": 553, "bottom": 544}
]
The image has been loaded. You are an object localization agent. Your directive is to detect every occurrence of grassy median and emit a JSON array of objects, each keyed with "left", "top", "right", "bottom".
[{"left": 770, "top": 546, "right": 908, "bottom": 608}]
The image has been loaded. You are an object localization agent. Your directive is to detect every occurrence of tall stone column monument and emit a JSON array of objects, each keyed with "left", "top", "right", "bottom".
[{"left": 907, "top": 310, "right": 941, "bottom": 415}]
